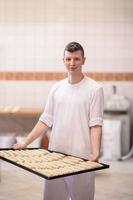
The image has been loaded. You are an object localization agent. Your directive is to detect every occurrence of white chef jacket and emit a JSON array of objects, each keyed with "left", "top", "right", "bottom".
[
  {"left": 39, "top": 76, "right": 104, "bottom": 200},
  {"left": 39, "top": 76, "right": 104, "bottom": 159}
]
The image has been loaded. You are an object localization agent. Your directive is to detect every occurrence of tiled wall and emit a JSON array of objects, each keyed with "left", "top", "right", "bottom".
[
  {"left": 0, "top": 80, "right": 55, "bottom": 108},
  {"left": 0, "top": 80, "right": 133, "bottom": 143},
  {"left": 0, "top": 0, "right": 132, "bottom": 107},
  {"left": 0, "top": 80, "right": 133, "bottom": 111},
  {"left": 0, "top": 71, "right": 133, "bottom": 81},
  {"left": 0, "top": 0, "right": 133, "bottom": 72},
  {"left": 0, "top": 0, "right": 133, "bottom": 137}
]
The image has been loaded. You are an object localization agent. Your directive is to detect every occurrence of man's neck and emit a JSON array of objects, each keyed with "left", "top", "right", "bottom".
[{"left": 68, "top": 73, "right": 84, "bottom": 84}]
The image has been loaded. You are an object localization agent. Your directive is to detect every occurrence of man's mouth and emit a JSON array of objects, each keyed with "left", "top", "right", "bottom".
[{"left": 70, "top": 67, "right": 77, "bottom": 70}]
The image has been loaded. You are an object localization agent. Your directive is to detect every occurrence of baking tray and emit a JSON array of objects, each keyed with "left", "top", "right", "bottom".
[{"left": 0, "top": 148, "right": 109, "bottom": 180}]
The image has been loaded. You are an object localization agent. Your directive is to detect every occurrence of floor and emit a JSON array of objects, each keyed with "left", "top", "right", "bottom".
[{"left": 0, "top": 158, "right": 133, "bottom": 200}]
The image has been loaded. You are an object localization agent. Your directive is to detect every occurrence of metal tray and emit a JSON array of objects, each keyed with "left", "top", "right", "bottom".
[{"left": 0, "top": 148, "right": 109, "bottom": 180}]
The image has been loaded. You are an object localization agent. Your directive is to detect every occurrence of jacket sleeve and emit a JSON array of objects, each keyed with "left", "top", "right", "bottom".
[
  {"left": 89, "top": 87, "right": 104, "bottom": 127},
  {"left": 39, "top": 87, "right": 54, "bottom": 127}
]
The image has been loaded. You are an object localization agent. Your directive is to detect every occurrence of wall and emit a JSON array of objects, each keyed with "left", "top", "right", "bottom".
[
  {"left": 0, "top": 0, "right": 133, "bottom": 72},
  {"left": 0, "top": 0, "right": 133, "bottom": 138}
]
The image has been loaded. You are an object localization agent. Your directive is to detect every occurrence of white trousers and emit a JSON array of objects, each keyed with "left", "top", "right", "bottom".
[{"left": 43, "top": 172, "right": 95, "bottom": 200}]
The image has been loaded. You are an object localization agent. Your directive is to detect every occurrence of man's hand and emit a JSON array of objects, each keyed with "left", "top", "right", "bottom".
[
  {"left": 13, "top": 142, "right": 27, "bottom": 150},
  {"left": 13, "top": 121, "right": 49, "bottom": 150},
  {"left": 90, "top": 153, "right": 99, "bottom": 162}
]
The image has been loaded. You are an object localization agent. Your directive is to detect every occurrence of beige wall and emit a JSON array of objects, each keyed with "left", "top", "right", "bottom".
[
  {"left": 0, "top": 0, "right": 133, "bottom": 137},
  {"left": 0, "top": 0, "right": 133, "bottom": 72}
]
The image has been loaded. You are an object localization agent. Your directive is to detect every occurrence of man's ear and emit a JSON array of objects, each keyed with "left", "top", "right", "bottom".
[{"left": 83, "top": 57, "right": 86, "bottom": 65}]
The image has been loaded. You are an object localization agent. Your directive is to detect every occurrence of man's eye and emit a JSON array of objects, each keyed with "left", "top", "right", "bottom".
[
  {"left": 66, "top": 58, "right": 71, "bottom": 61},
  {"left": 75, "top": 58, "right": 80, "bottom": 61}
]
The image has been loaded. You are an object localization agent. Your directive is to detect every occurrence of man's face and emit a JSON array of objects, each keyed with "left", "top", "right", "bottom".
[{"left": 63, "top": 50, "right": 86, "bottom": 74}]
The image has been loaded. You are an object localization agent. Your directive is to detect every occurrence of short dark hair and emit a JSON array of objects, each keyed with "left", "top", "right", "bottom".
[{"left": 64, "top": 42, "right": 84, "bottom": 57}]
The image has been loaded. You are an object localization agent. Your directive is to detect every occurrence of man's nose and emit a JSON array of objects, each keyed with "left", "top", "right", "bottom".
[{"left": 70, "top": 59, "right": 75, "bottom": 65}]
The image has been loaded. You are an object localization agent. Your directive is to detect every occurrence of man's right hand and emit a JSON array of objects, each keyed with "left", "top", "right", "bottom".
[{"left": 13, "top": 142, "right": 27, "bottom": 150}]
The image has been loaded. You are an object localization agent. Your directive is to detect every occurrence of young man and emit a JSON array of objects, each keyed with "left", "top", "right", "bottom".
[{"left": 13, "top": 42, "right": 104, "bottom": 200}]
